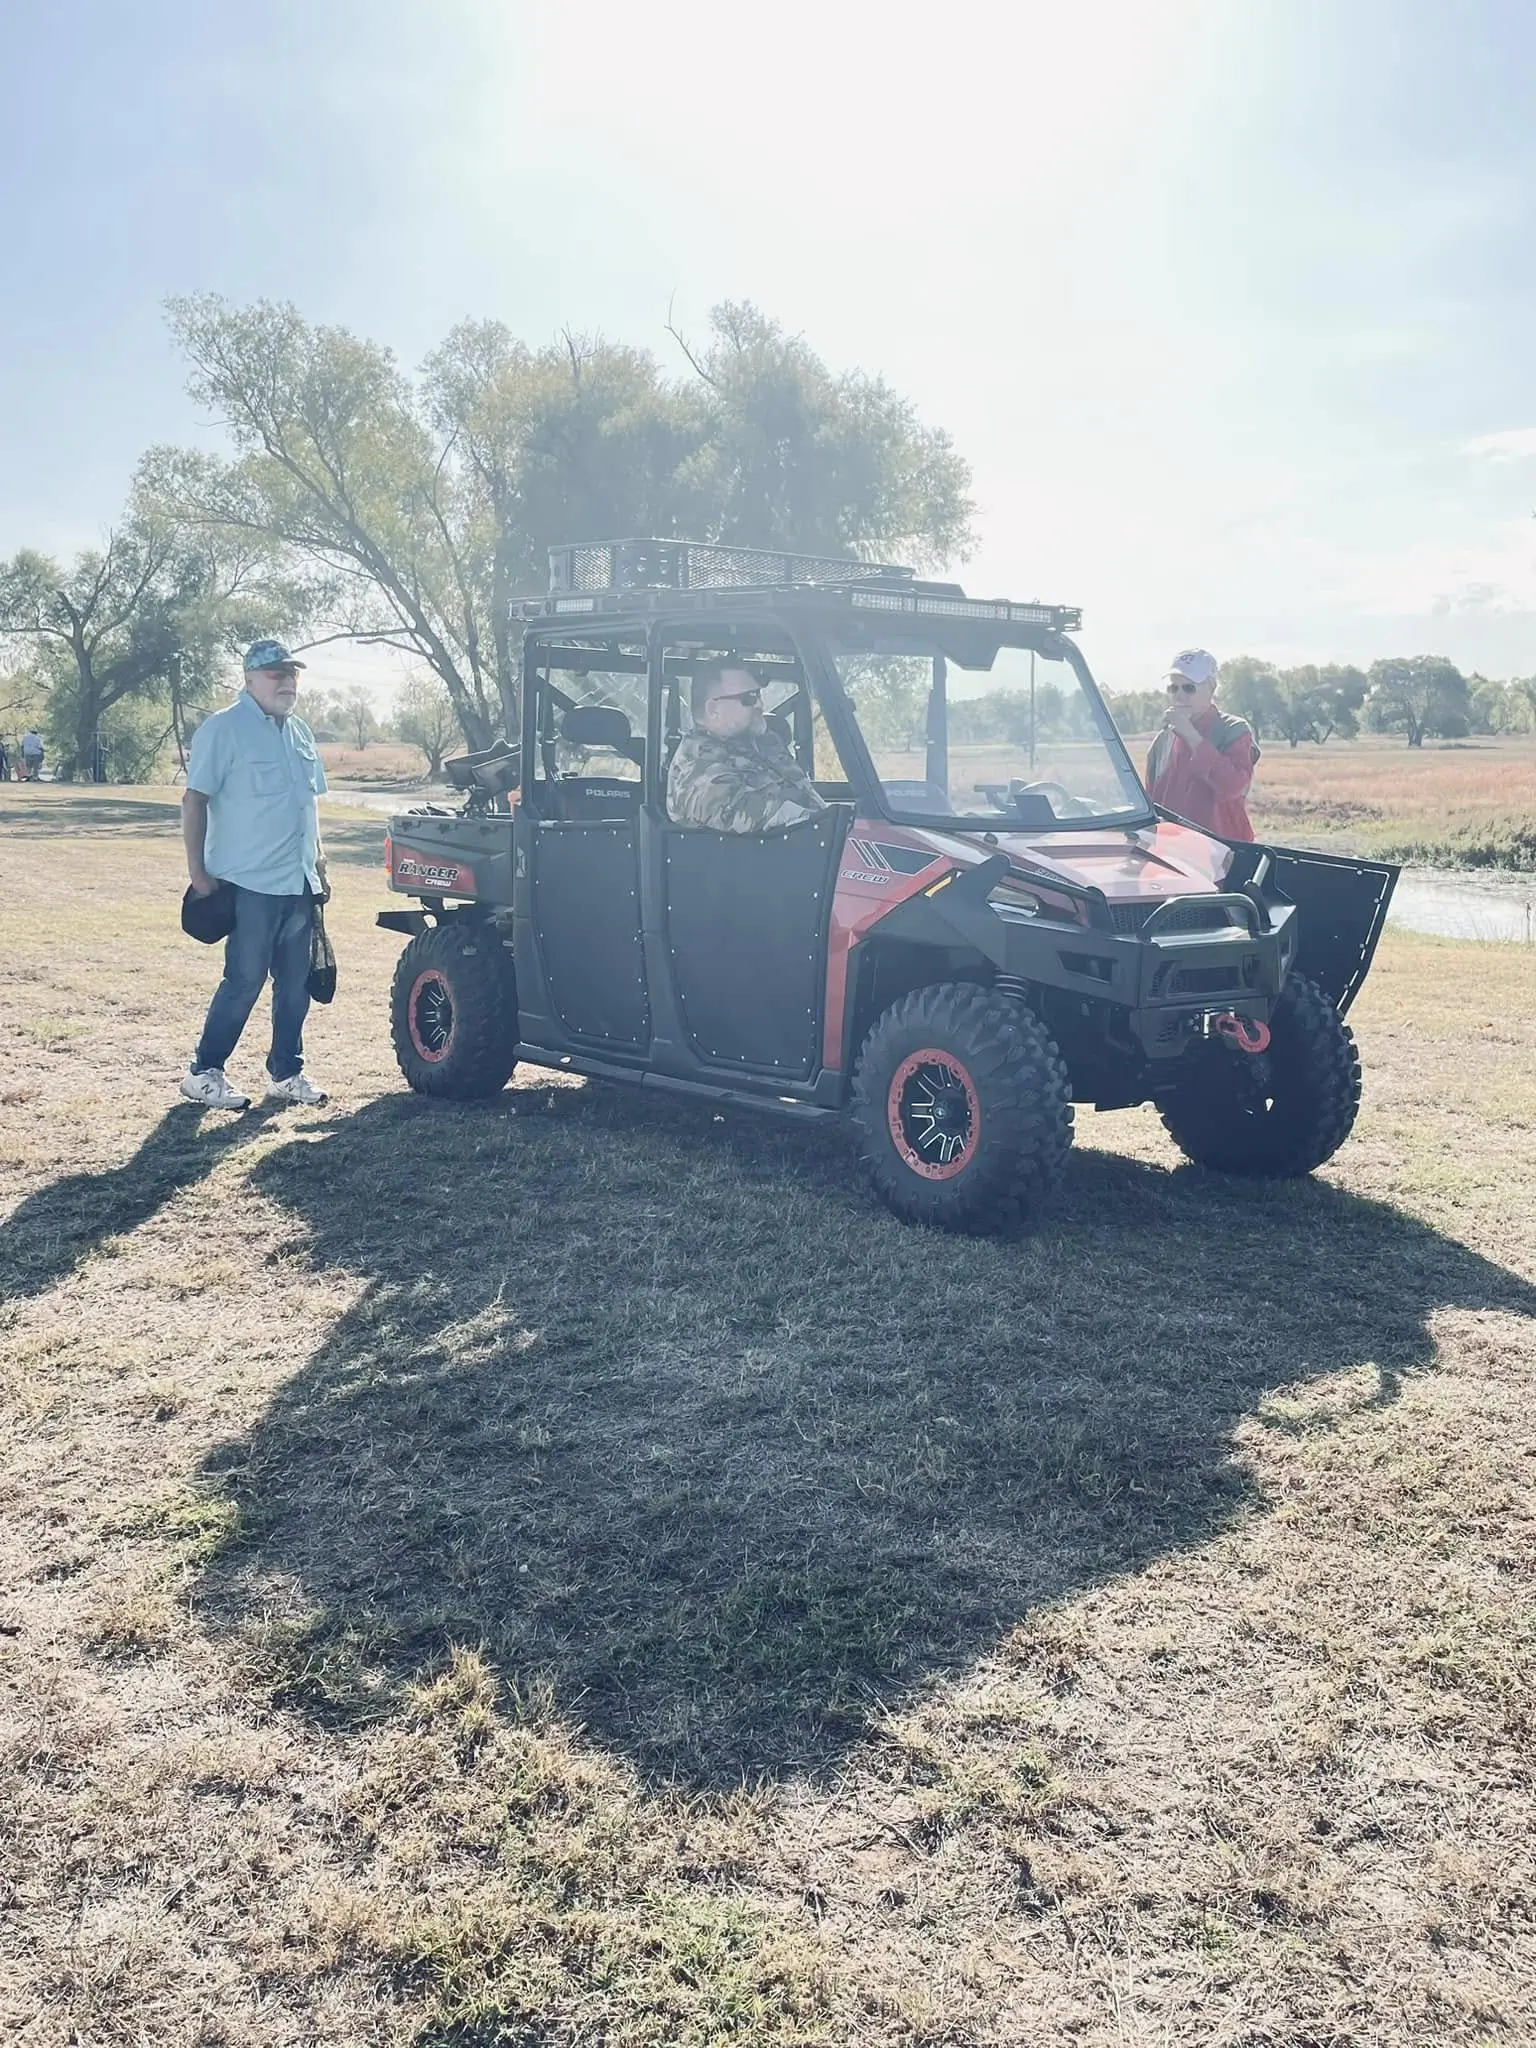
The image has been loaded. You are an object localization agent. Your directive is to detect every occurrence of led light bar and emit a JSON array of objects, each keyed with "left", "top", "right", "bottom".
[
  {"left": 849, "top": 590, "right": 1082, "bottom": 631},
  {"left": 916, "top": 596, "right": 1010, "bottom": 619}
]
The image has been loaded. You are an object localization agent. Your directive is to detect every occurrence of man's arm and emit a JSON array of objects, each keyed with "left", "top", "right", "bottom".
[
  {"left": 182, "top": 713, "right": 226, "bottom": 893},
  {"left": 182, "top": 790, "right": 218, "bottom": 895},
  {"left": 303, "top": 721, "right": 330, "bottom": 896},
  {"left": 313, "top": 798, "right": 329, "bottom": 899},
  {"left": 1185, "top": 728, "right": 1254, "bottom": 799}
]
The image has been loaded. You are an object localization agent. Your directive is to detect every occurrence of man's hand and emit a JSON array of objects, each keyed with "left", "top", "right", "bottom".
[
  {"left": 1165, "top": 707, "right": 1201, "bottom": 746},
  {"left": 188, "top": 869, "right": 220, "bottom": 898},
  {"left": 315, "top": 855, "right": 331, "bottom": 906}
]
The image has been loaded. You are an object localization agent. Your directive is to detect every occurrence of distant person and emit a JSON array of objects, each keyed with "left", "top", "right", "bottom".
[
  {"left": 179, "top": 639, "right": 330, "bottom": 1111},
  {"left": 1145, "top": 650, "right": 1257, "bottom": 841},
  {"left": 667, "top": 664, "right": 827, "bottom": 831},
  {"left": 0, "top": 736, "right": 10, "bottom": 780},
  {"left": 19, "top": 730, "right": 44, "bottom": 782}
]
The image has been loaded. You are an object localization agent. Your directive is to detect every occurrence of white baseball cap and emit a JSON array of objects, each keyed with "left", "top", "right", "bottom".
[{"left": 1165, "top": 648, "right": 1218, "bottom": 687}]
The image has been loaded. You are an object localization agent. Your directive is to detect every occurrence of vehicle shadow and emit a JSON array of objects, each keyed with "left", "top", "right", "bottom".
[
  {"left": 195, "top": 1085, "right": 1536, "bottom": 1789},
  {"left": 0, "top": 1107, "right": 280, "bottom": 1303}
]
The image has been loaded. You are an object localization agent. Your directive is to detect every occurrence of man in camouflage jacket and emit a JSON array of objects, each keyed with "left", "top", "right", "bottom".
[{"left": 667, "top": 665, "right": 828, "bottom": 832}]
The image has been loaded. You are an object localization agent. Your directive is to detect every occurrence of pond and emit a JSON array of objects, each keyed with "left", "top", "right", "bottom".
[{"left": 1386, "top": 868, "right": 1534, "bottom": 944}]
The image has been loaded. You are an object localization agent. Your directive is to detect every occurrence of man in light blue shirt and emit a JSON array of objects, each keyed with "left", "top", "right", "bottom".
[{"left": 180, "top": 639, "right": 331, "bottom": 1109}]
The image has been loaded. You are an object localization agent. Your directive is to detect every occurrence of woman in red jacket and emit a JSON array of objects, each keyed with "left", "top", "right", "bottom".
[{"left": 1145, "top": 648, "right": 1258, "bottom": 841}]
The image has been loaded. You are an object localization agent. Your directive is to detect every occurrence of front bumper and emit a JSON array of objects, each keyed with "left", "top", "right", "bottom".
[
  {"left": 882, "top": 858, "right": 1297, "bottom": 1058},
  {"left": 992, "top": 891, "right": 1297, "bottom": 1054}
]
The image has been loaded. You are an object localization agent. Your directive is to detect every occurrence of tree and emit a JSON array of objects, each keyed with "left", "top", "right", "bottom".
[
  {"left": 1217, "top": 657, "right": 1281, "bottom": 740},
  {"left": 153, "top": 295, "right": 975, "bottom": 748},
  {"left": 336, "top": 684, "right": 378, "bottom": 750},
  {"left": 0, "top": 656, "right": 49, "bottom": 773},
  {"left": 670, "top": 302, "right": 973, "bottom": 567},
  {"left": 0, "top": 528, "right": 179, "bottom": 773},
  {"left": 1311, "top": 664, "right": 1367, "bottom": 741},
  {"left": 295, "top": 688, "right": 346, "bottom": 742},
  {"left": 1214, "top": 657, "right": 1365, "bottom": 746},
  {"left": 1266, "top": 665, "right": 1364, "bottom": 746},
  {"left": 1104, "top": 688, "right": 1166, "bottom": 736},
  {"left": 1271, "top": 666, "right": 1323, "bottom": 747},
  {"left": 150, "top": 296, "right": 505, "bottom": 744},
  {"left": 0, "top": 516, "right": 302, "bottom": 777},
  {"left": 1365, "top": 656, "right": 1473, "bottom": 747},
  {"left": 1470, "top": 675, "right": 1535, "bottom": 734},
  {"left": 394, "top": 672, "right": 459, "bottom": 777}
]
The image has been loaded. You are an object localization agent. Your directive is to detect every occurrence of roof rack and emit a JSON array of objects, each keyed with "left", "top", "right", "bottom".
[
  {"left": 548, "top": 538, "right": 914, "bottom": 596},
  {"left": 520, "top": 538, "right": 1083, "bottom": 636}
]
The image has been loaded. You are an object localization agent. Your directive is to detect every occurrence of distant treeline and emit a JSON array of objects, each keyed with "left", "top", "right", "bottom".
[{"left": 1106, "top": 655, "right": 1536, "bottom": 748}]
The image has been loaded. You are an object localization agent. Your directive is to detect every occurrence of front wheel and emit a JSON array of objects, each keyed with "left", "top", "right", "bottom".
[
  {"left": 851, "top": 983, "right": 1073, "bottom": 1233},
  {"left": 1155, "top": 974, "right": 1361, "bottom": 1175},
  {"left": 389, "top": 921, "right": 519, "bottom": 1099}
]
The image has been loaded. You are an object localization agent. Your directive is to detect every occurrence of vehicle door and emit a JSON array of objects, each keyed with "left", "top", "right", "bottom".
[
  {"left": 649, "top": 621, "right": 850, "bottom": 1080},
  {"left": 514, "top": 632, "right": 652, "bottom": 1055}
]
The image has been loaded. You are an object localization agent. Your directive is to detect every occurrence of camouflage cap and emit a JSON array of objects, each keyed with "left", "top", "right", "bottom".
[{"left": 243, "top": 638, "right": 307, "bottom": 673}]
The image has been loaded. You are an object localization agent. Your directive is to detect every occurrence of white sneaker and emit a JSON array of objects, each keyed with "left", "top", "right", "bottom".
[
  {"left": 180, "top": 1067, "right": 251, "bottom": 1110},
  {"left": 265, "top": 1072, "right": 329, "bottom": 1107}
]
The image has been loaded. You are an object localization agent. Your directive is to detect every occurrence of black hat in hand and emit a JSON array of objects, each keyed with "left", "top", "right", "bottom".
[{"left": 181, "top": 881, "right": 236, "bottom": 944}]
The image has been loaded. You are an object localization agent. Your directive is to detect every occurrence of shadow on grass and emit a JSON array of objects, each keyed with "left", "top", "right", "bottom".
[
  {"left": 0, "top": 1106, "right": 280, "bottom": 1302},
  {"left": 0, "top": 793, "right": 184, "bottom": 836},
  {"left": 316, "top": 812, "right": 388, "bottom": 867},
  {"left": 195, "top": 1081, "right": 1536, "bottom": 1788},
  {"left": 0, "top": 788, "right": 387, "bottom": 867}
]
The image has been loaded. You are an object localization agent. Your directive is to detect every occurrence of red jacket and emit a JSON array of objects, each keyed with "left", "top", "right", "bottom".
[{"left": 1146, "top": 710, "right": 1258, "bottom": 841}]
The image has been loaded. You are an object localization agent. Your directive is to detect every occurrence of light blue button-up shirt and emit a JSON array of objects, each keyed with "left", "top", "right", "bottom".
[{"left": 186, "top": 689, "right": 328, "bottom": 895}]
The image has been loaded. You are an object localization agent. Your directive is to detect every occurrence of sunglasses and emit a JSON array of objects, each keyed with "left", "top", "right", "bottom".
[
  {"left": 713, "top": 686, "right": 763, "bottom": 707},
  {"left": 1166, "top": 680, "right": 1200, "bottom": 695}
]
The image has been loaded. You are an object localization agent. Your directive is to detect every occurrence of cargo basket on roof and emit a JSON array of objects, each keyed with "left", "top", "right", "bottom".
[{"left": 547, "top": 538, "right": 915, "bottom": 596}]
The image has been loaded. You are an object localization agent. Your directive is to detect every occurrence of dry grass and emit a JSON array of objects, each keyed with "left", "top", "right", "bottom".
[
  {"left": 317, "top": 741, "right": 434, "bottom": 787},
  {"left": 2, "top": 782, "right": 1534, "bottom": 2045},
  {"left": 1245, "top": 735, "right": 1536, "bottom": 868}
]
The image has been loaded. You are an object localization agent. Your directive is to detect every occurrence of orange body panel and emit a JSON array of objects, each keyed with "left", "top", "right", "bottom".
[{"left": 823, "top": 819, "right": 1237, "bottom": 1069}]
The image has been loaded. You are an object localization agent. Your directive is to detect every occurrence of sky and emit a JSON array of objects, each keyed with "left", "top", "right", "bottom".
[{"left": 5, "top": 0, "right": 1536, "bottom": 705}]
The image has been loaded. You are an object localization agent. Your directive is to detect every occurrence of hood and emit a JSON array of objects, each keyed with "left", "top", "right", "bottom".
[{"left": 887, "top": 819, "right": 1236, "bottom": 906}]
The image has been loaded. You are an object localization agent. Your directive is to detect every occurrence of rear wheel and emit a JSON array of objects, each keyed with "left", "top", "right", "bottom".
[
  {"left": 1156, "top": 974, "right": 1360, "bottom": 1175},
  {"left": 390, "top": 922, "right": 519, "bottom": 1099},
  {"left": 852, "top": 982, "right": 1073, "bottom": 1232}
]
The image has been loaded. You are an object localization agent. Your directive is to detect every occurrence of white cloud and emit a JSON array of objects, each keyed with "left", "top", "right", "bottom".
[{"left": 1464, "top": 428, "right": 1536, "bottom": 462}]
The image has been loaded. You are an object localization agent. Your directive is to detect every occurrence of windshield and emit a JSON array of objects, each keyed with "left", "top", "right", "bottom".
[{"left": 830, "top": 636, "right": 1149, "bottom": 829}]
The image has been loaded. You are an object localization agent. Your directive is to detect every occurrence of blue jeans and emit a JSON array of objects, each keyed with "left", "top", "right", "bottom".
[{"left": 194, "top": 887, "right": 313, "bottom": 1081}]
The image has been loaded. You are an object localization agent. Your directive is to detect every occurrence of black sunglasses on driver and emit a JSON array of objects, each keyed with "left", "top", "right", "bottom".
[{"left": 712, "top": 685, "right": 763, "bottom": 707}]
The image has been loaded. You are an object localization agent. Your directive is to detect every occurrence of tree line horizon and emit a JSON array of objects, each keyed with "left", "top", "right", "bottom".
[{"left": 1, "top": 294, "right": 1532, "bottom": 778}]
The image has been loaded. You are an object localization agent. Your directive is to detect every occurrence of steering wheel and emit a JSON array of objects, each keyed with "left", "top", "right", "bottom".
[{"left": 1012, "top": 779, "right": 1093, "bottom": 817}]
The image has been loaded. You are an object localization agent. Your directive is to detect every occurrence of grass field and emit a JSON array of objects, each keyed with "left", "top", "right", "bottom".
[
  {"left": 2, "top": 784, "right": 1534, "bottom": 2045},
  {"left": 1199, "top": 733, "right": 1536, "bottom": 869}
]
